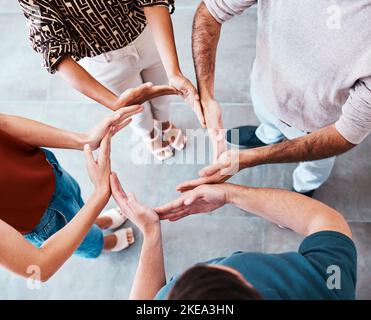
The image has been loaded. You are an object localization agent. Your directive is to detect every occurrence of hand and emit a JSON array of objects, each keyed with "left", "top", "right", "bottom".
[
  {"left": 114, "top": 82, "right": 179, "bottom": 110},
  {"left": 84, "top": 105, "right": 143, "bottom": 150},
  {"left": 202, "top": 99, "right": 227, "bottom": 162},
  {"left": 84, "top": 130, "right": 112, "bottom": 194},
  {"left": 169, "top": 74, "right": 206, "bottom": 128},
  {"left": 155, "top": 185, "right": 227, "bottom": 221},
  {"left": 176, "top": 150, "right": 241, "bottom": 192},
  {"left": 110, "top": 172, "right": 160, "bottom": 233}
]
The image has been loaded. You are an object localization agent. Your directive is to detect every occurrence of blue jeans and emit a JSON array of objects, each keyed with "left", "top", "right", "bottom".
[{"left": 24, "top": 149, "right": 104, "bottom": 258}]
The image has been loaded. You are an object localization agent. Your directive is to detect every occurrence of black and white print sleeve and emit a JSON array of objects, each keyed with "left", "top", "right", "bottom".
[
  {"left": 19, "top": 0, "right": 79, "bottom": 74},
  {"left": 137, "top": 0, "right": 175, "bottom": 14}
]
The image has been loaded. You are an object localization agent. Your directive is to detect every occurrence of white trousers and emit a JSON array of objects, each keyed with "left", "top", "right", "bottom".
[
  {"left": 251, "top": 89, "right": 336, "bottom": 192},
  {"left": 79, "top": 28, "right": 171, "bottom": 137}
]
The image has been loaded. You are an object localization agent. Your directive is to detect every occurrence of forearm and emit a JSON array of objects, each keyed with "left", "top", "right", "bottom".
[
  {"left": 192, "top": 2, "right": 221, "bottom": 102},
  {"left": 240, "top": 125, "right": 356, "bottom": 169},
  {"left": 38, "top": 190, "right": 109, "bottom": 281},
  {"left": 144, "top": 6, "right": 181, "bottom": 77},
  {"left": 129, "top": 224, "right": 166, "bottom": 300},
  {"left": 0, "top": 113, "right": 88, "bottom": 150},
  {"left": 223, "top": 183, "right": 351, "bottom": 237},
  {"left": 57, "top": 56, "right": 118, "bottom": 110},
  {"left": 0, "top": 190, "right": 109, "bottom": 281}
]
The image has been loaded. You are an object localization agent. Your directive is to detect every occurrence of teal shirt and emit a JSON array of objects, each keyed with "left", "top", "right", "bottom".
[{"left": 155, "top": 231, "right": 357, "bottom": 300}]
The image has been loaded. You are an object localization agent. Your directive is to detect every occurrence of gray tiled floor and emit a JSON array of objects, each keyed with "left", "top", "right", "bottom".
[{"left": 0, "top": 1, "right": 370, "bottom": 300}]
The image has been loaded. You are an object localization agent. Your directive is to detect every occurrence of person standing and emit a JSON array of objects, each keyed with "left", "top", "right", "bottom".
[
  {"left": 19, "top": 0, "right": 205, "bottom": 160},
  {"left": 110, "top": 178, "right": 357, "bottom": 300},
  {"left": 0, "top": 106, "right": 140, "bottom": 281},
  {"left": 186, "top": 0, "right": 371, "bottom": 195}
]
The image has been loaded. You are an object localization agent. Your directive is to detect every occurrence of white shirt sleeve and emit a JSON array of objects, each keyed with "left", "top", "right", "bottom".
[
  {"left": 335, "top": 77, "right": 371, "bottom": 144},
  {"left": 203, "top": 0, "right": 257, "bottom": 24}
]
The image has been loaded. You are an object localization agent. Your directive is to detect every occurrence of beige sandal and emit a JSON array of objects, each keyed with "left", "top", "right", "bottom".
[
  {"left": 143, "top": 130, "right": 174, "bottom": 161},
  {"left": 99, "top": 207, "right": 127, "bottom": 230},
  {"left": 162, "top": 123, "right": 187, "bottom": 151},
  {"left": 108, "top": 228, "right": 135, "bottom": 252}
]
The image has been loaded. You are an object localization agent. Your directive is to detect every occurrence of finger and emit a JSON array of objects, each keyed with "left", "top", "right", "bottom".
[
  {"left": 160, "top": 207, "right": 190, "bottom": 219},
  {"left": 183, "top": 193, "right": 197, "bottom": 206},
  {"left": 143, "top": 82, "right": 153, "bottom": 88},
  {"left": 98, "top": 130, "right": 112, "bottom": 164},
  {"left": 155, "top": 197, "right": 186, "bottom": 214},
  {"left": 83, "top": 144, "right": 96, "bottom": 167},
  {"left": 112, "top": 118, "right": 132, "bottom": 136},
  {"left": 110, "top": 172, "right": 127, "bottom": 200},
  {"left": 176, "top": 177, "right": 208, "bottom": 192},
  {"left": 191, "top": 87, "right": 200, "bottom": 101},
  {"left": 113, "top": 105, "right": 143, "bottom": 123},
  {"left": 126, "top": 192, "right": 144, "bottom": 212},
  {"left": 193, "top": 100, "right": 206, "bottom": 128},
  {"left": 169, "top": 213, "right": 190, "bottom": 222},
  {"left": 160, "top": 210, "right": 188, "bottom": 220},
  {"left": 199, "top": 163, "right": 222, "bottom": 178},
  {"left": 152, "top": 85, "right": 179, "bottom": 96}
]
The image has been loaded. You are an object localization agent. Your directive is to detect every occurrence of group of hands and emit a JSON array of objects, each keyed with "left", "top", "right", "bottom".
[
  {"left": 113, "top": 77, "right": 243, "bottom": 184},
  {"left": 81, "top": 79, "right": 239, "bottom": 233}
]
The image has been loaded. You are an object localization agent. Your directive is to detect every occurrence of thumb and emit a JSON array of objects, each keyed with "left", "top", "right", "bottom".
[
  {"left": 143, "top": 82, "right": 153, "bottom": 88},
  {"left": 84, "top": 144, "right": 95, "bottom": 166},
  {"left": 183, "top": 194, "right": 197, "bottom": 206},
  {"left": 199, "top": 163, "right": 221, "bottom": 177},
  {"left": 127, "top": 192, "right": 143, "bottom": 211}
]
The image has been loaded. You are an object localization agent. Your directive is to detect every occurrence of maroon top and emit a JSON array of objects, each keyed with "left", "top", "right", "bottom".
[{"left": 0, "top": 129, "right": 55, "bottom": 234}]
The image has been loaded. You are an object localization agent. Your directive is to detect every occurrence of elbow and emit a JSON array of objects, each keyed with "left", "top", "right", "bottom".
[
  {"left": 31, "top": 255, "right": 59, "bottom": 283},
  {"left": 39, "top": 269, "right": 55, "bottom": 283}
]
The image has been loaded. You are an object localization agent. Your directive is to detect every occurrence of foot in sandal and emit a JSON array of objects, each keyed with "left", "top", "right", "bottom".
[
  {"left": 96, "top": 207, "right": 127, "bottom": 230},
  {"left": 159, "top": 121, "right": 187, "bottom": 151},
  {"left": 104, "top": 228, "right": 135, "bottom": 252},
  {"left": 143, "top": 128, "right": 174, "bottom": 161}
]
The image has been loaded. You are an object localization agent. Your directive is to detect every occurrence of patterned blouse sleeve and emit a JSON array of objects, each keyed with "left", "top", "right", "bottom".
[
  {"left": 137, "top": 0, "right": 175, "bottom": 14},
  {"left": 19, "top": 0, "right": 79, "bottom": 74}
]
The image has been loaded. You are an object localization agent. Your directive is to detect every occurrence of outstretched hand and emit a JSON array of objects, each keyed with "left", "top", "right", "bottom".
[
  {"left": 84, "top": 130, "right": 112, "bottom": 194},
  {"left": 85, "top": 105, "right": 143, "bottom": 151},
  {"left": 169, "top": 74, "right": 206, "bottom": 128},
  {"left": 155, "top": 185, "right": 227, "bottom": 221},
  {"left": 115, "top": 82, "right": 179, "bottom": 110},
  {"left": 176, "top": 150, "right": 241, "bottom": 192},
  {"left": 110, "top": 172, "right": 160, "bottom": 233}
]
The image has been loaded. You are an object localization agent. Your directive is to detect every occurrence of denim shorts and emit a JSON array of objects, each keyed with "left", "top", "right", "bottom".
[{"left": 24, "top": 149, "right": 104, "bottom": 258}]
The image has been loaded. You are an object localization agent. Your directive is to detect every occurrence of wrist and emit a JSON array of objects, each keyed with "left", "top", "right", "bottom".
[
  {"left": 239, "top": 149, "right": 261, "bottom": 169},
  {"left": 106, "top": 93, "right": 119, "bottom": 110},
  {"left": 93, "top": 185, "right": 111, "bottom": 201},
  {"left": 200, "top": 95, "right": 216, "bottom": 106},
  {"left": 75, "top": 132, "right": 89, "bottom": 150},
  {"left": 168, "top": 69, "right": 183, "bottom": 79},
  {"left": 142, "top": 221, "right": 161, "bottom": 238},
  {"left": 223, "top": 183, "right": 249, "bottom": 205}
]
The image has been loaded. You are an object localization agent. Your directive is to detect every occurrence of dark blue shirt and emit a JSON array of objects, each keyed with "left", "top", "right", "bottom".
[{"left": 155, "top": 231, "right": 357, "bottom": 300}]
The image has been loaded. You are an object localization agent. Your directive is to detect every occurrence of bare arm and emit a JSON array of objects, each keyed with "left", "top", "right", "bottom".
[
  {"left": 110, "top": 173, "right": 165, "bottom": 300},
  {"left": 157, "top": 183, "right": 352, "bottom": 238},
  {"left": 143, "top": 6, "right": 180, "bottom": 78},
  {"left": 224, "top": 184, "right": 352, "bottom": 238},
  {"left": 177, "top": 124, "right": 356, "bottom": 192},
  {"left": 0, "top": 106, "right": 141, "bottom": 150},
  {"left": 192, "top": 2, "right": 221, "bottom": 104},
  {"left": 0, "top": 192, "right": 108, "bottom": 282},
  {"left": 130, "top": 226, "right": 165, "bottom": 300},
  {"left": 144, "top": 5, "right": 205, "bottom": 126},
  {"left": 240, "top": 125, "right": 355, "bottom": 168},
  {"left": 57, "top": 56, "right": 118, "bottom": 110},
  {"left": 0, "top": 133, "right": 112, "bottom": 281},
  {"left": 192, "top": 2, "right": 226, "bottom": 160},
  {"left": 57, "top": 57, "right": 178, "bottom": 111}
]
